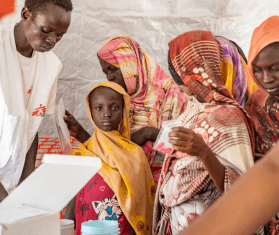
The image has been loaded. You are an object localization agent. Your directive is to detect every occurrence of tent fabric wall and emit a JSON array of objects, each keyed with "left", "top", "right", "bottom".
[{"left": 1, "top": 0, "right": 279, "bottom": 138}]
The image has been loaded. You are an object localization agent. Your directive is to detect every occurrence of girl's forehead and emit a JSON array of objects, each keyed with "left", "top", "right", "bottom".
[{"left": 90, "top": 87, "right": 123, "bottom": 102}]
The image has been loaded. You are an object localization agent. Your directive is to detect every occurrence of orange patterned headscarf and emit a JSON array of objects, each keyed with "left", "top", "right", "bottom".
[
  {"left": 248, "top": 15, "right": 279, "bottom": 90},
  {"left": 71, "top": 81, "right": 155, "bottom": 235}
]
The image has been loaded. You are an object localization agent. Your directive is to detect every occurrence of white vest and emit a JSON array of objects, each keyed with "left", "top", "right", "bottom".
[{"left": 0, "top": 24, "right": 62, "bottom": 193}]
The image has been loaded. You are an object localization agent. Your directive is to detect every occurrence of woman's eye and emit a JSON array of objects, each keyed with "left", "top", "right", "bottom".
[
  {"left": 112, "top": 106, "right": 118, "bottom": 111},
  {"left": 110, "top": 67, "right": 117, "bottom": 72},
  {"left": 96, "top": 107, "right": 102, "bottom": 111},
  {"left": 271, "top": 67, "right": 279, "bottom": 72},
  {"left": 42, "top": 28, "right": 51, "bottom": 34},
  {"left": 253, "top": 69, "right": 261, "bottom": 74}
]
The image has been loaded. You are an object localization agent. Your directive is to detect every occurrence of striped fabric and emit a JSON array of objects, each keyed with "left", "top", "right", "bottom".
[
  {"left": 172, "top": 41, "right": 223, "bottom": 81},
  {"left": 169, "top": 31, "right": 241, "bottom": 105}
]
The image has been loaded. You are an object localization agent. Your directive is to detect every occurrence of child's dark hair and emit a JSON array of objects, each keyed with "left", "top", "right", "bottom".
[{"left": 25, "top": 0, "right": 73, "bottom": 16}]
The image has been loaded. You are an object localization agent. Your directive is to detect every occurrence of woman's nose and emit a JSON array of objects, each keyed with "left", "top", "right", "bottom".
[
  {"left": 262, "top": 71, "right": 275, "bottom": 84},
  {"left": 107, "top": 72, "right": 115, "bottom": 81},
  {"left": 46, "top": 34, "right": 58, "bottom": 46}
]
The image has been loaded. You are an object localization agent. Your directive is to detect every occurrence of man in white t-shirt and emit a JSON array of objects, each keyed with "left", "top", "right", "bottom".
[{"left": 0, "top": 0, "right": 72, "bottom": 202}]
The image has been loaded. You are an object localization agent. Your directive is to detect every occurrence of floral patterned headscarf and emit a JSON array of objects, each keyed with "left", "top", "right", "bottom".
[{"left": 97, "top": 35, "right": 188, "bottom": 160}]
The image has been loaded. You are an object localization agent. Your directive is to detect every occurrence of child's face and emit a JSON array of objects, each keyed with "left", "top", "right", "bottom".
[
  {"left": 22, "top": 3, "right": 71, "bottom": 52},
  {"left": 90, "top": 87, "right": 124, "bottom": 132}
]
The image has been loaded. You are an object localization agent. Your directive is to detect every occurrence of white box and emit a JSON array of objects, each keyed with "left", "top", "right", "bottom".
[{"left": 0, "top": 154, "right": 102, "bottom": 235}]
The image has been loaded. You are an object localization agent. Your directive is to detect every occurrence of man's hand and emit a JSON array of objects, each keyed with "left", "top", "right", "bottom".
[{"left": 20, "top": 132, "right": 38, "bottom": 184}]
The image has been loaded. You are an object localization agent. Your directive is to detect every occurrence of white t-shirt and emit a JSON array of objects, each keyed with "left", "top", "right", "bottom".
[
  {"left": 0, "top": 24, "right": 62, "bottom": 193},
  {"left": 17, "top": 50, "right": 57, "bottom": 113}
]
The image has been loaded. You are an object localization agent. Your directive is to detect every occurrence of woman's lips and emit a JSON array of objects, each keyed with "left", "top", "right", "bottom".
[
  {"left": 102, "top": 121, "right": 113, "bottom": 126},
  {"left": 41, "top": 46, "right": 54, "bottom": 51},
  {"left": 265, "top": 86, "right": 279, "bottom": 94}
]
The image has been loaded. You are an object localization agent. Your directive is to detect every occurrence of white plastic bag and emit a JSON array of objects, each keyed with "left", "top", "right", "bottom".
[
  {"left": 153, "top": 119, "right": 183, "bottom": 155},
  {"left": 52, "top": 98, "right": 71, "bottom": 155}
]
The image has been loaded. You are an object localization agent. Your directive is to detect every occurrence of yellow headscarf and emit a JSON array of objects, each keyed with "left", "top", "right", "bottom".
[{"left": 71, "top": 81, "right": 155, "bottom": 235}]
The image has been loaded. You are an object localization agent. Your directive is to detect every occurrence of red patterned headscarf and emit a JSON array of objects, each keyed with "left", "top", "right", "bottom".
[
  {"left": 168, "top": 30, "right": 237, "bottom": 104},
  {"left": 168, "top": 30, "right": 255, "bottom": 154}
]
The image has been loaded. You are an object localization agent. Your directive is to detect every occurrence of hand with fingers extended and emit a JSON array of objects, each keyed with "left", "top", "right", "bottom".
[
  {"left": 64, "top": 110, "right": 91, "bottom": 143},
  {"left": 168, "top": 126, "right": 213, "bottom": 159}
]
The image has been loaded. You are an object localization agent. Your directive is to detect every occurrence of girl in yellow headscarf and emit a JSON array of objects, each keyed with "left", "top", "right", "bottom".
[{"left": 71, "top": 81, "right": 155, "bottom": 235}]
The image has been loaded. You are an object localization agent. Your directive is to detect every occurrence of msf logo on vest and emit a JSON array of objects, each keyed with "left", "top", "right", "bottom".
[{"left": 32, "top": 104, "right": 46, "bottom": 117}]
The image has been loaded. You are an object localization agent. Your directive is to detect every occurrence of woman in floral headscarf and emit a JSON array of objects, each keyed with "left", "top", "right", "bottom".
[{"left": 153, "top": 30, "right": 259, "bottom": 235}]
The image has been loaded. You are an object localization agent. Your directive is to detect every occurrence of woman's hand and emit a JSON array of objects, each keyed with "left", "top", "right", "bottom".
[
  {"left": 168, "top": 126, "right": 212, "bottom": 159},
  {"left": 131, "top": 126, "right": 160, "bottom": 146},
  {"left": 64, "top": 110, "right": 90, "bottom": 143},
  {"left": 169, "top": 126, "right": 225, "bottom": 193}
]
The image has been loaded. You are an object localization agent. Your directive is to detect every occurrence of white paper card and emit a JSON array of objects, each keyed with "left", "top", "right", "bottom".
[
  {"left": 0, "top": 155, "right": 102, "bottom": 212},
  {"left": 0, "top": 205, "right": 47, "bottom": 224}
]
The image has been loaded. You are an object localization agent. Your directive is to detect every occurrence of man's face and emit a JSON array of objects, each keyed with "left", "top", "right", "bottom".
[{"left": 22, "top": 3, "right": 71, "bottom": 52}]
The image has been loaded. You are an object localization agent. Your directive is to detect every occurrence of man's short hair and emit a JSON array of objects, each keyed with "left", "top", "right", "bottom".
[{"left": 24, "top": 0, "right": 73, "bottom": 16}]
